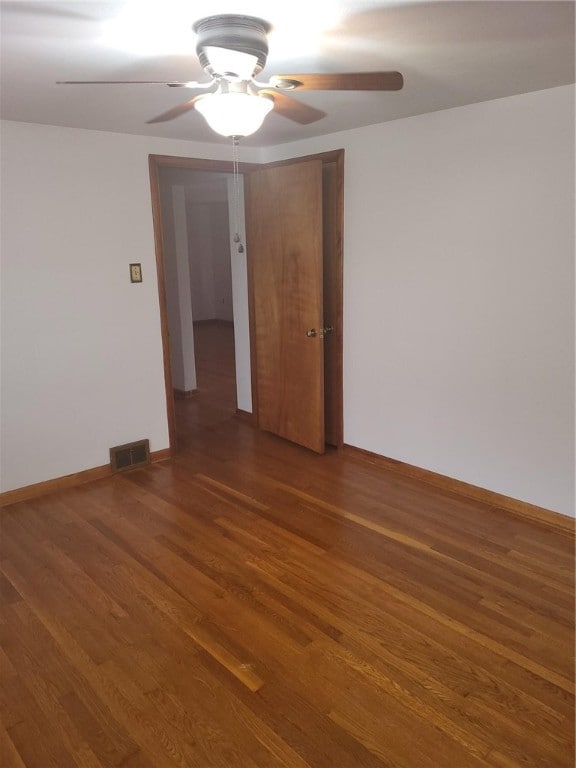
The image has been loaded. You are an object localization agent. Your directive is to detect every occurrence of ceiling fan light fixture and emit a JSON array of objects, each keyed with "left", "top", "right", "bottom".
[{"left": 195, "top": 91, "right": 274, "bottom": 137}]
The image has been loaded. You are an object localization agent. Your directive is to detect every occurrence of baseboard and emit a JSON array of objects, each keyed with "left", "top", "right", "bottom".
[
  {"left": 151, "top": 448, "right": 172, "bottom": 463},
  {"left": 343, "top": 445, "right": 574, "bottom": 535},
  {"left": 173, "top": 388, "right": 198, "bottom": 399},
  {"left": 0, "top": 448, "right": 172, "bottom": 508},
  {"left": 236, "top": 408, "right": 255, "bottom": 423}
]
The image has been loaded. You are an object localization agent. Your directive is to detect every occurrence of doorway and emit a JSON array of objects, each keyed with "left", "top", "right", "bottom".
[
  {"left": 149, "top": 150, "right": 344, "bottom": 455},
  {"left": 154, "top": 162, "right": 255, "bottom": 447}
]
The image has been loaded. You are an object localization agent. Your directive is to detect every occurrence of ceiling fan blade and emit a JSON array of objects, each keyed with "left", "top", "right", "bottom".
[
  {"left": 147, "top": 96, "right": 204, "bottom": 124},
  {"left": 57, "top": 80, "right": 211, "bottom": 89},
  {"left": 271, "top": 72, "right": 404, "bottom": 92},
  {"left": 260, "top": 90, "right": 326, "bottom": 125}
]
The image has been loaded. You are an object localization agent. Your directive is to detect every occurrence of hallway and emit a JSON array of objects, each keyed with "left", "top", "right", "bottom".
[{"left": 175, "top": 320, "right": 238, "bottom": 448}]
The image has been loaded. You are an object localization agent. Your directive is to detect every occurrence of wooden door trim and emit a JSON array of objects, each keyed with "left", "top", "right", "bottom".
[
  {"left": 333, "top": 149, "right": 345, "bottom": 447},
  {"left": 149, "top": 149, "right": 344, "bottom": 455},
  {"left": 264, "top": 149, "right": 344, "bottom": 169},
  {"left": 323, "top": 150, "right": 345, "bottom": 447},
  {"left": 149, "top": 154, "right": 260, "bottom": 454},
  {"left": 150, "top": 155, "right": 261, "bottom": 173},
  {"left": 148, "top": 156, "right": 175, "bottom": 453}
]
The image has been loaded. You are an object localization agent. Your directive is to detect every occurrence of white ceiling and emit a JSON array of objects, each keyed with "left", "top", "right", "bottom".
[{"left": 1, "top": 1, "right": 574, "bottom": 148}]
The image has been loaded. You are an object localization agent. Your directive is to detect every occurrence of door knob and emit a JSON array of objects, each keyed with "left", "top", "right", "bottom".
[{"left": 307, "top": 326, "right": 333, "bottom": 338}]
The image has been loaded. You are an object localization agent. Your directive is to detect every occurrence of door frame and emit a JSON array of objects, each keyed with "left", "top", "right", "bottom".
[{"left": 149, "top": 149, "right": 344, "bottom": 454}]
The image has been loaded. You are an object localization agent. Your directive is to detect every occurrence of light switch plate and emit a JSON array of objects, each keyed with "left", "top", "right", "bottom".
[{"left": 129, "top": 263, "right": 142, "bottom": 283}]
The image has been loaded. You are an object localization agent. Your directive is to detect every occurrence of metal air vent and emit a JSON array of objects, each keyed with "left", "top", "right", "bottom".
[{"left": 110, "top": 439, "right": 150, "bottom": 473}]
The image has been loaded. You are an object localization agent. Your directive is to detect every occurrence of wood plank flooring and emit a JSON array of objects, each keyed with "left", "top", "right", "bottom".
[{"left": 1, "top": 323, "right": 574, "bottom": 767}]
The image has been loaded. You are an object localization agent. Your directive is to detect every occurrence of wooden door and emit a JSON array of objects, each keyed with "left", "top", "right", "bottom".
[{"left": 245, "top": 160, "right": 325, "bottom": 453}]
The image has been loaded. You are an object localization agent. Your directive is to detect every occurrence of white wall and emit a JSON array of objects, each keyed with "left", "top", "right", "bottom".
[
  {"left": 226, "top": 176, "right": 252, "bottom": 413},
  {"left": 210, "top": 202, "right": 234, "bottom": 322},
  {"left": 187, "top": 201, "right": 234, "bottom": 322},
  {"left": 0, "top": 120, "right": 259, "bottom": 492},
  {"left": 262, "top": 85, "right": 575, "bottom": 516},
  {"left": 188, "top": 203, "right": 217, "bottom": 321}
]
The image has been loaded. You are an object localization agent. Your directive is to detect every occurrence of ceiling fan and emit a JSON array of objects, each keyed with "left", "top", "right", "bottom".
[{"left": 59, "top": 14, "right": 404, "bottom": 137}]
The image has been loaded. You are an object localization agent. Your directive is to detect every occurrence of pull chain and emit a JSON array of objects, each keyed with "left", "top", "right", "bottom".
[{"left": 231, "top": 136, "right": 244, "bottom": 253}]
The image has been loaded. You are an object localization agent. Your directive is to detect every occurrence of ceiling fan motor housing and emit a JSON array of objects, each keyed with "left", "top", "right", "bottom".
[{"left": 193, "top": 15, "right": 271, "bottom": 78}]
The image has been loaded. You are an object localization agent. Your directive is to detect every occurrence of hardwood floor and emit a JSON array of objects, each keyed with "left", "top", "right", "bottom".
[{"left": 1, "top": 323, "right": 574, "bottom": 767}]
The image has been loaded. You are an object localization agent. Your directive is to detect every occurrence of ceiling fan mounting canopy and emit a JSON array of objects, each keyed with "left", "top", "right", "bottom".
[{"left": 193, "top": 14, "right": 271, "bottom": 78}]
